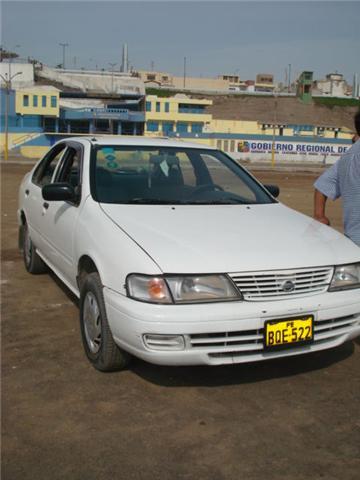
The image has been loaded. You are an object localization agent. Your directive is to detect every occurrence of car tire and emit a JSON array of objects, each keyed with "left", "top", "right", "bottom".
[
  {"left": 80, "top": 272, "right": 131, "bottom": 372},
  {"left": 22, "top": 223, "right": 48, "bottom": 274}
]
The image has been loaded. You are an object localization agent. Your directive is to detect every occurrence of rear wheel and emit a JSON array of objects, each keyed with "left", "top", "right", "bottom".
[
  {"left": 22, "top": 223, "right": 47, "bottom": 274},
  {"left": 80, "top": 272, "right": 131, "bottom": 372}
]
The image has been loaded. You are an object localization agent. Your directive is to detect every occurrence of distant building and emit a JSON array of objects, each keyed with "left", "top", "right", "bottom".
[
  {"left": 219, "top": 74, "right": 241, "bottom": 84},
  {"left": 137, "top": 70, "right": 174, "bottom": 88},
  {"left": 37, "top": 65, "right": 145, "bottom": 96},
  {"left": 145, "top": 94, "right": 212, "bottom": 136},
  {"left": 255, "top": 73, "right": 275, "bottom": 93},
  {"left": 256, "top": 74, "right": 274, "bottom": 85},
  {"left": 297, "top": 71, "right": 313, "bottom": 103},
  {"left": 31, "top": 66, "right": 146, "bottom": 135},
  {"left": 314, "top": 73, "right": 349, "bottom": 97},
  {"left": 136, "top": 70, "right": 246, "bottom": 93}
]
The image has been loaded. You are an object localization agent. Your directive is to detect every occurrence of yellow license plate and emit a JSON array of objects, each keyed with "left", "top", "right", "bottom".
[{"left": 264, "top": 315, "right": 314, "bottom": 349}]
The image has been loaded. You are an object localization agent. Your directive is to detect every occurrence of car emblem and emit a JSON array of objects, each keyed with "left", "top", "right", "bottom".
[{"left": 281, "top": 280, "right": 296, "bottom": 292}]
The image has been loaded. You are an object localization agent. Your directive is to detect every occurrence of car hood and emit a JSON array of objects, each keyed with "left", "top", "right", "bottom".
[{"left": 101, "top": 203, "right": 360, "bottom": 273}]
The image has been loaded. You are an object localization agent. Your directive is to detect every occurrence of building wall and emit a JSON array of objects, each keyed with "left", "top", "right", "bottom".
[
  {"left": 138, "top": 70, "right": 243, "bottom": 92},
  {"left": 137, "top": 70, "right": 174, "bottom": 87},
  {"left": 145, "top": 95, "right": 213, "bottom": 134},
  {"left": 315, "top": 79, "right": 347, "bottom": 97},
  {"left": 0, "top": 62, "right": 34, "bottom": 88},
  {"left": 256, "top": 74, "right": 274, "bottom": 84},
  {"left": 171, "top": 76, "right": 232, "bottom": 91},
  {"left": 210, "top": 119, "right": 262, "bottom": 135},
  {"left": 15, "top": 88, "right": 60, "bottom": 116}
]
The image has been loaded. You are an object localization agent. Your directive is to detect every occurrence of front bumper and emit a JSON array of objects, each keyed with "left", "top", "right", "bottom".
[{"left": 104, "top": 287, "right": 360, "bottom": 366}]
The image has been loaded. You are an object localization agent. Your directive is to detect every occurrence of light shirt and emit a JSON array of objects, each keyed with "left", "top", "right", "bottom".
[{"left": 314, "top": 139, "right": 360, "bottom": 246}]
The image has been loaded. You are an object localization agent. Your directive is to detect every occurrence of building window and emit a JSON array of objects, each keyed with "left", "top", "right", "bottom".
[
  {"left": 177, "top": 122, "right": 188, "bottom": 133},
  {"left": 147, "top": 74, "right": 156, "bottom": 81},
  {"left": 162, "top": 122, "right": 174, "bottom": 135},
  {"left": 191, "top": 123, "right": 203, "bottom": 134},
  {"left": 42, "top": 96, "right": 47, "bottom": 107},
  {"left": 146, "top": 101, "right": 151, "bottom": 112},
  {"left": 178, "top": 103, "right": 205, "bottom": 114},
  {"left": 156, "top": 102, "right": 161, "bottom": 112},
  {"left": 51, "top": 96, "right": 57, "bottom": 108},
  {"left": 33, "top": 95, "right": 38, "bottom": 107},
  {"left": 164, "top": 102, "right": 170, "bottom": 113},
  {"left": 23, "top": 95, "right": 29, "bottom": 107},
  {"left": 147, "top": 121, "right": 159, "bottom": 132}
]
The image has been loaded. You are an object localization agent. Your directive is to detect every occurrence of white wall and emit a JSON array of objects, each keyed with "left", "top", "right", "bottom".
[{"left": 0, "top": 62, "right": 34, "bottom": 88}]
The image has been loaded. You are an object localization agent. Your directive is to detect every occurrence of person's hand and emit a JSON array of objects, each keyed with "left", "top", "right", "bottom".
[{"left": 314, "top": 214, "right": 330, "bottom": 226}]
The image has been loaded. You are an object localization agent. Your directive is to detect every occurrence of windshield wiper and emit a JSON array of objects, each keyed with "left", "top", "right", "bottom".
[
  {"left": 127, "top": 198, "right": 186, "bottom": 205},
  {"left": 188, "top": 199, "right": 253, "bottom": 205},
  {"left": 126, "top": 198, "right": 255, "bottom": 205}
]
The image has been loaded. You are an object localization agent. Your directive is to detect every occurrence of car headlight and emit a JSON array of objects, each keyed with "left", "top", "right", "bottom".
[
  {"left": 329, "top": 263, "right": 360, "bottom": 291},
  {"left": 126, "top": 274, "right": 241, "bottom": 304}
]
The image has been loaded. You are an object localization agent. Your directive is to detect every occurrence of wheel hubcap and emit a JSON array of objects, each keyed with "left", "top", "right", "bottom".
[{"left": 83, "top": 292, "right": 102, "bottom": 354}]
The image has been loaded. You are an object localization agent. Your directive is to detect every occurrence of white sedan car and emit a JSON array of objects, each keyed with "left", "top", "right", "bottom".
[{"left": 18, "top": 137, "right": 360, "bottom": 371}]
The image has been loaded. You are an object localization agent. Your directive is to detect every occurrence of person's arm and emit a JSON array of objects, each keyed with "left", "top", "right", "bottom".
[
  {"left": 314, "top": 189, "right": 330, "bottom": 225},
  {"left": 313, "top": 160, "right": 341, "bottom": 225}
]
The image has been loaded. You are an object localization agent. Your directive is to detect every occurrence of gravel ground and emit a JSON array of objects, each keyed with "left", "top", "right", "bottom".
[{"left": 1, "top": 162, "right": 359, "bottom": 480}]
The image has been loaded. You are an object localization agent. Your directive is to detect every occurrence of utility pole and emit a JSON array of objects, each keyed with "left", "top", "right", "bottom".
[
  {"left": 288, "top": 64, "right": 292, "bottom": 93},
  {"left": 59, "top": 43, "right": 69, "bottom": 69},
  {"left": 0, "top": 70, "right": 22, "bottom": 161},
  {"left": 271, "top": 89, "right": 278, "bottom": 168},
  {"left": 183, "top": 56, "right": 187, "bottom": 89},
  {"left": 109, "top": 63, "right": 117, "bottom": 94}
]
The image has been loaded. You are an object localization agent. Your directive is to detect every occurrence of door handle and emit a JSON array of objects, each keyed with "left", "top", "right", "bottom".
[{"left": 43, "top": 202, "right": 49, "bottom": 210}]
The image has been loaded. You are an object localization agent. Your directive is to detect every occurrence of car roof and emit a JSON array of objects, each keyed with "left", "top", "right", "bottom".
[{"left": 63, "top": 136, "right": 216, "bottom": 150}]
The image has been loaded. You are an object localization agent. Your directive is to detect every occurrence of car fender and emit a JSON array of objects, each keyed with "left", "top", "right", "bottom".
[{"left": 74, "top": 196, "right": 162, "bottom": 295}]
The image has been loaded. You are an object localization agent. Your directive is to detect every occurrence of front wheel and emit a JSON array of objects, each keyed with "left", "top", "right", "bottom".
[
  {"left": 79, "top": 273, "right": 131, "bottom": 372},
  {"left": 22, "top": 223, "right": 47, "bottom": 274}
]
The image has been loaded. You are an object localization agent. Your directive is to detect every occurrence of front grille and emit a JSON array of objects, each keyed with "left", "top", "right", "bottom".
[
  {"left": 188, "top": 314, "right": 359, "bottom": 359},
  {"left": 229, "top": 267, "right": 334, "bottom": 301}
]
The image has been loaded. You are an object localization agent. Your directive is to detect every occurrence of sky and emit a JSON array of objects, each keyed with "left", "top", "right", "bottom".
[{"left": 1, "top": 1, "right": 360, "bottom": 83}]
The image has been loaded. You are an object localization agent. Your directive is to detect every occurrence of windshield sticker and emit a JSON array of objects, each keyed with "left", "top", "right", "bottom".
[
  {"left": 100, "top": 148, "right": 119, "bottom": 169},
  {"left": 101, "top": 147, "right": 115, "bottom": 155}
]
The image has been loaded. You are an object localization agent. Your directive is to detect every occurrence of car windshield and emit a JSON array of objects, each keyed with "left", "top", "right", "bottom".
[{"left": 91, "top": 145, "right": 275, "bottom": 205}]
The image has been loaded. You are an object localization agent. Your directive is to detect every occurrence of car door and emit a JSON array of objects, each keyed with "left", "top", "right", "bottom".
[
  {"left": 25, "top": 143, "right": 68, "bottom": 256},
  {"left": 40, "top": 142, "right": 84, "bottom": 289}
]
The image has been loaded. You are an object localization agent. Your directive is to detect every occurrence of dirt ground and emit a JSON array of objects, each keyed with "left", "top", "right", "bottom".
[{"left": 1, "top": 162, "right": 359, "bottom": 480}]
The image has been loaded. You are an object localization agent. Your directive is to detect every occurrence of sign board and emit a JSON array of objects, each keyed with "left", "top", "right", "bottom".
[{"left": 234, "top": 140, "right": 351, "bottom": 164}]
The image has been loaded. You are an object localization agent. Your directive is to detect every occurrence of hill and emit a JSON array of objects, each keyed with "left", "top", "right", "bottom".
[{"left": 202, "top": 95, "right": 359, "bottom": 129}]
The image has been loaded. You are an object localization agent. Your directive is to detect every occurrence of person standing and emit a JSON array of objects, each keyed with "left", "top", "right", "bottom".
[{"left": 313, "top": 111, "right": 360, "bottom": 247}]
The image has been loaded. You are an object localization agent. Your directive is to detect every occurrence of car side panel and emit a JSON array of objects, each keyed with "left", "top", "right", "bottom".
[{"left": 73, "top": 196, "right": 162, "bottom": 295}]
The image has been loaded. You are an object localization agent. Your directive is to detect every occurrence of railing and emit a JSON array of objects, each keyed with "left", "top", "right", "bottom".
[
  {"left": 79, "top": 107, "right": 129, "bottom": 114},
  {"left": 10, "top": 132, "right": 41, "bottom": 149}
]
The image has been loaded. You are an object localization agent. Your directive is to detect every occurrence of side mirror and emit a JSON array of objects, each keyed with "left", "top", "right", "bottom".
[
  {"left": 264, "top": 184, "right": 280, "bottom": 198},
  {"left": 42, "top": 183, "right": 76, "bottom": 202}
]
